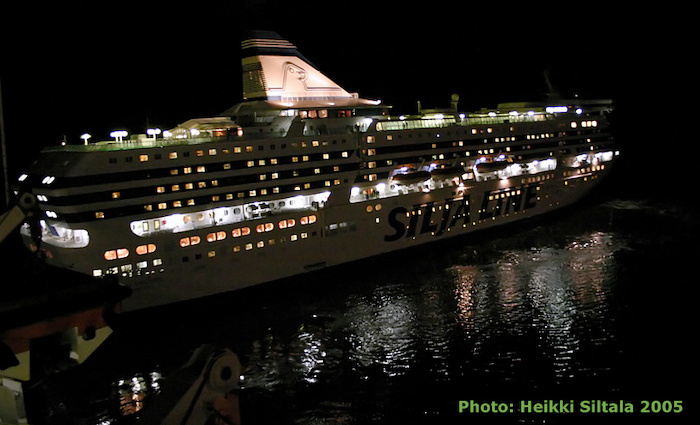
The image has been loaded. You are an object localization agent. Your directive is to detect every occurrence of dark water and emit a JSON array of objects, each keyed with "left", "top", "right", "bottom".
[{"left": 23, "top": 186, "right": 695, "bottom": 424}]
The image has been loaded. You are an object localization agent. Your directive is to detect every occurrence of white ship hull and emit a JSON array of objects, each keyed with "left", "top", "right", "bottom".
[{"left": 25, "top": 162, "right": 612, "bottom": 311}]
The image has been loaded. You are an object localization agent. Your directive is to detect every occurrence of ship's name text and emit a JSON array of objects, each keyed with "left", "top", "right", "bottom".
[{"left": 384, "top": 183, "right": 539, "bottom": 242}]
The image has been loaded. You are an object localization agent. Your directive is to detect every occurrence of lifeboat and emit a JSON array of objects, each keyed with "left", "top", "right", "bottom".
[
  {"left": 430, "top": 163, "right": 464, "bottom": 179},
  {"left": 474, "top": 161, "right": 510, "bottom": 173},
  {"left": 391, "top": 167, "right": 431, "bottom": 185}
]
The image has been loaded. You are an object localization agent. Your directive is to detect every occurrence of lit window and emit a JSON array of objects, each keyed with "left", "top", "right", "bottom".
[
  {"left": 136, "top": 244, "right": 156, "bottom": 255},
  {"left": 112, "top": 192, "right": 120, "bottom": 199},
  {"left": 196, "top": 150, "right": 204, "bottom": 157},
  {"left": 140, "top": 154, "right": 149, "bottom": 162},
  {"left": 169, "top": 152, "right": 178, "bottom": 159},
  {"left": 172, "top": 184, "right": 180, "bottom": 191},
  {"left": 257, "top": 241, "right": 265, "bottom": 248},
  {"left": 209, "top": 148, "right": 217, "bottom": 155},
  {"left": 104, "top": 250, "right": 117, "bottom": 261},
  {"left": 197, "top": 166, "right": 206, "bottom": 173},
  {"left": 207, "top": 250, "right": 216, "bottom": 258},
  {"left": 117, "top": 248, "right": 129, "bottom": 259},
  {"left": 184, "top": 167, "right": 192, "bottom": 174},
  {"left": 158, "top": 203, "right": 167, "bottom": 210}
]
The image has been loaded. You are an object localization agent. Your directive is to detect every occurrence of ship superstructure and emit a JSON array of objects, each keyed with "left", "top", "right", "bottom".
[{"left": 14, "top": 32, "right": 618, "bottom": 310}]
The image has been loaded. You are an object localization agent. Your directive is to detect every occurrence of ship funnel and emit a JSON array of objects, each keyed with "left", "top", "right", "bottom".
[{"left": 241, "top": 31, "right": 353, "bottom": 102}]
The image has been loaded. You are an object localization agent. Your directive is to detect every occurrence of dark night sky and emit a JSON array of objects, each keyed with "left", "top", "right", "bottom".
[{"left": 0, "top": 0, "right": 693, "bottom": 203}]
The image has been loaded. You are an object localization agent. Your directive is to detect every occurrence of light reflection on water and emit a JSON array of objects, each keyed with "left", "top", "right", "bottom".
[
  {"left": 33, "top": 199, "right": 693, "bottom": 424},
  {"left": 235, "top": 225, "right": 626, "bottom": 423}
]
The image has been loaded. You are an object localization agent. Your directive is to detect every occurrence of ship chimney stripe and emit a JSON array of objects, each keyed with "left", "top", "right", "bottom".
[{"left": 242, "top": 39, "right": 297, "bottom": 50}]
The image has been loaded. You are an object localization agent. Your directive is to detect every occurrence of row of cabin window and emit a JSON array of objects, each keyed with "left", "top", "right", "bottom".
[
  {"left": 183, "top": 232, "right": 314, "bottom": 262},
  {"left": 179, "top": 215, "right": 317, "bottom": 247},
  {"left": 104, "top": 244, "right": 156, "bottom": 261},
  {"left": 141, "top": 181, "right": 342, "bottom": 213},
  {"left": 96, "top": 178, "right": 345, "bottom": 219},
  {"left": 365, "top": 133, "right": 577, "bottom": 158},
  {"left": 108, "top": 157, "right": 351, "bottom": 201},
  {"left": 109, "top": 139, "right": 350, "bottom": 164},
  {"left": 94, "top": 258, "right": 164, "bottom": 277}
]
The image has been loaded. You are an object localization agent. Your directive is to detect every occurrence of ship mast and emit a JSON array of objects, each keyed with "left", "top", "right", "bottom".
[{"left": 0, "top": 77, "right": 9, "bottom": 207}]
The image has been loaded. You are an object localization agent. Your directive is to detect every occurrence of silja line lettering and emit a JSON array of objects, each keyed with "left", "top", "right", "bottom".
[
  {"left": 383, "top": 183, "right": 540, "bottom": 242},
  {"left": 384, "top": 196, "right": 471, "bottom": 242}
]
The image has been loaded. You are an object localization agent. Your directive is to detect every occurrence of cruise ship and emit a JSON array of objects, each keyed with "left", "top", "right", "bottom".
[{"left": 13, "top": 31, "right": 618, "bottom": 311}]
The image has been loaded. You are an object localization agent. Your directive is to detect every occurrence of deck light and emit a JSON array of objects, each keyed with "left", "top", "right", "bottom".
[
  {"left": 110, "top": 130, "right": 128, "bottom": 142},
  {"left": 147, "top": 128, "right": 161, "bottom": 140}
]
